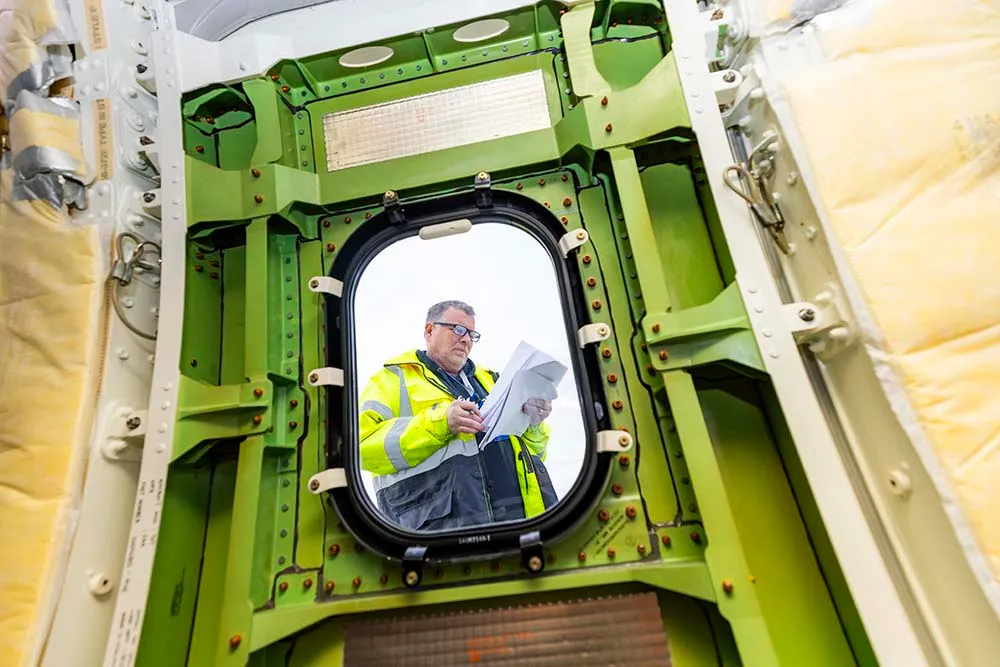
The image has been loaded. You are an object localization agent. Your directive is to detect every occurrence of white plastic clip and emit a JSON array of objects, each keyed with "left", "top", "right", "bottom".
[
  {"left": 307, "top": 367, "right": 344, "bottom": 387},
  {"left": 558, "top": 229, "right": 589, "bottom": 257},
  {"left": 308, "top": 276, "right": 343, "bottom": 297},
  {"left": 140, "top": 189, "right": 161, "bottom": 219},
  {"left": 711, "top": 69, "right": 743, "bottom": 106},
  {"left": 576, "top": 322, "right": 611, "bottom": 348},
  {"left": 597, "top": 430, "right": 633, "bottom": 453},
  {"left": 308, "top": 468, "right": 348, "bottom": 493}
]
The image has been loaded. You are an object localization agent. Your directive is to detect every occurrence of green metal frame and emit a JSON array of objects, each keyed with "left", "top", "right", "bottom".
[{"left": 137, "top": 2, "right": 874, "bottom": 665}]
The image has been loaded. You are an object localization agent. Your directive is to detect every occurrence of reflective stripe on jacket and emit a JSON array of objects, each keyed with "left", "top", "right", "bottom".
[{"left": 359, "top": 350, "right": 556, "bottom": 530}]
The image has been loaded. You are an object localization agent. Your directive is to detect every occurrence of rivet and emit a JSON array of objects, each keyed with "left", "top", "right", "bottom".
[
  {"left": 344, "top": 216, "right": 352, "bottom": 224},
  {"left": 563, "top": 197, "right": 572, "bottom": 207},
  {"left": 289, "top": 421, "right": 298, "bottom": 429},
  {"left": 605, "top": 123, "right": 613, "bottom": 132},
  {"left": 329, "top": 544, "right": 340, "bottom": 557},
  {"left": 578, "top": 551, "right": 587, "bottom": 562},
  {"left": 561, "top": 174, "right": 569, "bottom": 182},
  {"left": 607, "top": 373, "right": 618, "bottom": 383},
  {"left": 612, "top": 400, "right": 623, "bottom": 410},
  {"left": 253, "top": 388, "right": 264, "bottom": 397},
  {"left": 722, "top": 580, "right": 734, "bottom": 595},
  {"left": 637, "top": 543, "right": 646, "bottom": 555},
  {"left": 598, "top": 509, "right": 609, "bottom": 522},
  {"left": 619, "top": 455, "right": 630, "bottom": 468},
  {"left": 325, "top": 581, "right": 335, "bottom": 593},
  {"left": 516, "top": 182, "right": 523, "bottom": 190},
  {"left": 254, "top": 194, "right": 264, "bottom": 203},
  {"left": 587, "top": 277, "right": 597, "bottom": 287},
  {"left": 582, "top": 255, "right": 592, "bottom": 264},
  {"left": 544, "top": 201, "right": 550, "bottom": 208},
  {"left": 646, "top": 365, "right": 655, "bottom": 376},
  {"left": 661, "top": 535, "right": 672, "bottom": 547},
  {"left": 194, "top": 265, "right": 204, "bottom": 272},
  {"left": 560, "top": 216, "right": 568, "bottom": 224},
  {"left": 659, "top": 351, "right": 668, "bottom": 360},
  {"left": 229, "top": 635, "right": 242, "bottom": 650},
  {"left": 352, "top": 577, "right": 362, "bottom": 588},
  {"left": 601, "top": 348, "right": 612, "bottom": 359},
  {"left": 290, "top": 399, "right": 299, "bottom": 408},
  {"left": 538, "top": 178, "right": 546, "bottom": 186},
  {"left": 652, "top": 323, "right": 661, "bottom": 333},
  {"left": 365, "top": 212, "right": 372, "bottom": 219},
  {"left": 326, "top": 243, "right": 335, "bottom": 252},
  {"left": 591, "top": 300, "right": 601, "bottom": 310},
  {"left": 195, "top": 145, "right": 204, "bottom": 153},
  {"left": 323, "top": 220, "right": 331, "bottom": 228},
  {"left": 626, "top": 505, "right": 637, "bottom": 519},
  {"left": 607, "top": 547, "right": 616, "bottom": 559},
  {"left": 252, "top": 415, "right": 263, "bottom": 425},
  {"left": 612, "top": 483, "right": 623, "bottom": 495},
  {"left": 281, "top": 85, "right": 290, "bottom": 93},
  {"left": 279, "top": 582, "right": 288, "bottom": 592},
  {"left": 690, "top": 531, "right": 702, "bottom": 544},
  {"left": 209, "top": 272, "right": 218, "bottom": 280},
  {"left": 251, "top": 168, "right": 261, "bottom": 177},
  {"left": 303, "top": 578, "right": 313, "bottom": 590}
]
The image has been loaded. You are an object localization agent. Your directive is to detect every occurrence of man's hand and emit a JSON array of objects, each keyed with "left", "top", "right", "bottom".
[
  {"left": 446, "top": 399, "right": 484, "bottom": 434},
  {"left": 522, "top": 398, "right": 552, "bottom": 426}
]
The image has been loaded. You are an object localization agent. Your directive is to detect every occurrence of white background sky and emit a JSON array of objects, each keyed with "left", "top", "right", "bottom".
[{"left": 354, "top": 222, "right": 586, "bottom": 503}]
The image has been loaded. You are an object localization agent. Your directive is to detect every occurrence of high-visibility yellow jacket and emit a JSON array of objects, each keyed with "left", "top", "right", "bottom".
[{"left": 359, "top": 350, "right": 557, "bottom": 531}]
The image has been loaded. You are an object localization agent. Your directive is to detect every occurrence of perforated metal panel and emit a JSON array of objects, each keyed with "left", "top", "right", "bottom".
[
  {"left": 322, "top": 70, "right": 552, "bottom": 172},
  {"left": 343, "top": 592, "right": 672, "bottom": 666}
]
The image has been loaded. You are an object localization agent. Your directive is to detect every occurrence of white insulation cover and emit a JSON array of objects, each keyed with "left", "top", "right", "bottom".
[{"left": 763, "top": 0, "right": 1000, "bottom": 607}]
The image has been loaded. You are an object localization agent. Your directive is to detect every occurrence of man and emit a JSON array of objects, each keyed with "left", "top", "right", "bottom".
[{"left": 359, "top": 300, "right": 558, "bottom": 531}]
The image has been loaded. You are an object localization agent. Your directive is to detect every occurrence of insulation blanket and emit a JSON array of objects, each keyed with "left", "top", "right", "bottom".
[
  {"left": 779, "top": 0, "right": 1000, "bottom": 586},
  {"left": 0, "top": 1, "right": 101, "bottom": 665}
]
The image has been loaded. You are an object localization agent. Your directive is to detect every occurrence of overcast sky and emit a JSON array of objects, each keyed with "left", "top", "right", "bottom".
[{"left": 353, "top": 222, "right": 586, "bottom": 506}]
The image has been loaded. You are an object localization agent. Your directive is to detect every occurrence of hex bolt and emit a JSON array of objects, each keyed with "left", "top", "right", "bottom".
[
  {"left": 582, "top": 254, "right": 592, "bottom": 264},
  {"left": 607, "top": 547, "right": 616, "bottom": 559},
  {"left": 563, "top": 197, "right": 572, "bottom": 207},
  {"left": 251, "top": 168, "right": 261, "bottom": 177},
  {"left": 254, "top": 194, "right": 264, "bottom": 204},
  {"left": 303, "top": 578, "right": 313, "bottom": 590},
  {"left": 625, "top": 505, "right": 637, "bottom": 519},
  {"left": 722, "top": 70, "right": 737, "bottom": 83},
  {"left": 328, "top": 544, "right": 340, "bottom": 557},
  {"left": 253, "top": 388, "right": 264, "bottom": 398},
  {"left": 560, "top": 216, "right": 569, "bottom": 224},
  {"left": 722, "top": 580, "right": 734, "bottom": 595},
  {"left": 612, "top": 400, "right": 623, "bottom": 410},
  {"left": 605, "top": 123, "right": 613, "bottom": 133},
  {"left": 619, "top": 455, "right": 630, "bottom": 468},
  {"left": 690, "top": 531, "right": 702, "bottom": 544},
  {"left": 661, "top": 535, "right": 672, "bottom": 547},
  {"left": 578, "top": 551, "right": 587, "bottom": 562},
  {"left": 592, "top": 300, "right": 601, "bottom": 310},
  {"left": 601, "top": 96, "right": 609, "bottom": 106},
  {"left": 637, "top": 543, "right": 646, "bottom": 555},
  {"left": 309, "top": 478, "right": 320, "bottom": 492},
  {"left": 229, "top": 635, "right": 242, "bottom": 650},
  {"left": 252, "top": 415, "right": 263, "bottom": 426},
  {"left": 279, "top": 582, "right": 288, "bottom": 593},
  {"left": 799, "top": 308, "right": 816, "bottom": 322},
  {"left": 598, "top": 509, "right": 609, "bottom": 522},
  {"left": 352, "top": 577, "right": 362, "bottom": 588},
  {"left": 325, "top": 581, "right": 335, "bottom": 593},
  {"left": 601, "top": 348, "right": 612, "bottom": 359},
  {"left": 607, "top": 373, "right": 618, "bottom": 383},
  {"left": 612, "top": 483, "right": 623, "bottom": 496},
  {"left": 659, "top": 350, "right": 668, "bottom": 360}
]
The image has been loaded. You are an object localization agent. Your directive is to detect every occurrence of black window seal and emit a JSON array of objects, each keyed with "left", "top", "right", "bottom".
[{"left": 319, "top": 186, "right": 613, "bottom": 564}]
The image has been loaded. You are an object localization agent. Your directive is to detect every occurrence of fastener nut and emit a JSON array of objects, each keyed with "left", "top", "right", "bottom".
[
  {"left": 309, "top": 479, "right": 320, "bottom": 491},
  {"left": 328, "top": 544, "right": 340, "bottom": 557},
  {"left": 405, "top": 571, "right": 420, "bottom": 586},
  {"left": 607, "top": 373, "right": 618, "bottom": 383},
  {"left": 352, "top": 577, "right": 362, "bottom": 588},
  {"left": 722, "top": 580, "right": 734, "bottom": 595},
  {"left": 612, "top": 400, "right": 623, "bottom": 410},
  {"left": 253, "top": 388, "right": 264, "bottom": 397},
  {"left": 598, "top": 509, "right": 609, "bottom": 522},
  {"left": 619, "top": 455, "right": 630, "bottom": 468},
  {"left": 602, "top": 348, "right": 612, "bottom": 359},
  {"left": 254, "top": 194, "right": 264, "bottom": 204},
  {"left": 582, "top": 254, "right": 592, "bottom": 264},
  {"left": 587, "top": 277, "right": 597, "bottom": 287},
  {"left": 612, "top": 483, "right": 623, "bottom": 495},
  {"left": 303, "top": 578, "right": 313, "bottom": 590},
  {"left": 279, "top": 582, "right": 288, "bottom": 592},
  {"left": 527, "top": 555, "right": 543, "bottom": 572},
  {"left": 625, "top": 505, "right": 637, "bottom": 519},
  {"left": 229, "top": 635, "right": 242, "bottom": 650},
  {"left": 252, "top": 415, "right": 263, "bottom": 426},
  {"left": 564, "top": 197, "right": 573, "bottom": 207},
  {"left": 325, "top": 581, "right": 335, "bottom": 593}
]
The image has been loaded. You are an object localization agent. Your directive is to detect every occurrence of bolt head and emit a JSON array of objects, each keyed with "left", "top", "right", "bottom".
[
  {"left": 661, "top": 535, "right": 672, "bottom": 547},
  {"left": 722, "top": 579, "right": 734, "bottom": 595},
  {"left": 352, "top": 577, "right": 362, "bottom": 588},
  {"left": 578, "top": 551, "right": 587, "bottom": 562},
  {"left": 404, "top": 571, "right": 420, "bottom": 587},
  {"left": 722, "top": 70, "right": 737, "bottom": 83},
  {"left": 229, "top": 635, "right": 242, "bottom": 650},
  {"left": 309, "top": 479, "right": 320, "bottom": 491},
  {"left": 251, "top": 168, "right": 261, "bottom": 177},
  {"left": 252, "top": 415, "right": 263, "bottom": 426},
  {"left": 310, "top": 278, "right": 320, "bottom": 288},
  {"left": 527, "top": 555, "right": 543, "bottom": 572},
  {"left": 254, "top": 194, "right": 264, "bottom": 204},
  {"left": 325, "top": 580, "right": 335, "bottom": 593},
  {"left": 309, "top": 372, "right": 319, "bottom": 383},
  {"left": 605, "top": 123, "right": 613, "bottom": 132},
  {"left": 253, "top": 388, "right": 264, "bottom": 398},
  {"left": 607, "top": 547, "right": 616, "bottom": 558},
  {"left": 575, "top": 230, "right": 586, "bottom": 240},
  {"left": 799, "top": 308, "right": 816, "bottom": 322},
  {"left": 598, "top": 509, "right": 609, "bottom": 522},
  {"left": 303, "top": 578, "right": 313, "bottom": 589},
  {"left": 279, "top": 582, "right": 288, "bottom": 592}
]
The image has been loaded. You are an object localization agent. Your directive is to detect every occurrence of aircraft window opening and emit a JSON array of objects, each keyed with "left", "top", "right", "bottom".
[
  {"left": 339, "top": 45, "right": 395, "bottom": 68},
  {"left": 453, "top": 18, "right": 511, "bottom": 43}
]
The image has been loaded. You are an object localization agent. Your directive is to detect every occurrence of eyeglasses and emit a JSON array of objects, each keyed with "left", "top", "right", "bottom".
[{"left": 433, "top": 322, "right": 481, "bottom": 342}]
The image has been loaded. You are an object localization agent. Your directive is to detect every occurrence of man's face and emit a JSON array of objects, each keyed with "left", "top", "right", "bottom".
[{"left": 425, "top": 307, "right": 476, "bottom": 374}]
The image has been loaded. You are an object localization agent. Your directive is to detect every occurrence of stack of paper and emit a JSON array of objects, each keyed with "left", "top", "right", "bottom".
[{"left": 479, "top": 341, "right": 568, "bottom": 447}]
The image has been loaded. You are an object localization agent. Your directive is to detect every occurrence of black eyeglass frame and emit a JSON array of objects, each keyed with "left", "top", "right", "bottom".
[{"left": 432, "top": 321, "right": 482, "bottom": 342}]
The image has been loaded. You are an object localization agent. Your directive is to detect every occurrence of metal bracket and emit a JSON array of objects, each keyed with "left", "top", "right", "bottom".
[
  {"left": 140, "top": 188, "right": 161, "bottom": 219},
  {"left": 307, "top": 367, "right": 345, "bottom": 387},
  {"left": 558, "top": 229, "right": 589, "bottom": 257},
  {"left": 307, "top": 468, "right": 347, "bottom": 493},
  {"left": 137, "top": 135, "right": 160, "bottom": 174},
  {"left": 576, "top": 322, "right": 611, "bottom": 348},
  {"left": 135, "top": 60, "right": 156, "bottom": 94},
  {"left": 383, "top": 190, "right": 406, "bottom": 225},
  {"left": 597, "top": 430, "right": 633, "bottom": 453},
  {"left": 711, "top": 69, "right": 743, "bottom": 107},
  {"left": 474, "top": 171, "right": 492, "bottom": 208},
  {"left": 519, "top": 531, "right": 545, "bottom": 575},
  {"left": 103, "top": 408, "right": 148, "bottom": 462},
  {"left": 402, "top": 545, "right": 428, "bottom": 588},
  {"left": 308, "top": 276, "right": 343, "bottom": 297},
  {"left": 783, "top": 285, "right": 856, "bottom": 361}
]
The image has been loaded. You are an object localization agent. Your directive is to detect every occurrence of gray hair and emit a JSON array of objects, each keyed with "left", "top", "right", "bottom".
[{"left": 426, "top": 300, "right": 475, "bottom": 323}]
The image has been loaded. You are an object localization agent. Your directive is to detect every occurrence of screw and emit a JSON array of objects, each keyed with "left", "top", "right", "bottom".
[
  {"left": 607, "top": 547, "right": 616, "bottom": 559},
  {"left": 582, "top": 254, "right": 592, "bottom": 264},
  {"left": 252, "top": 415, "right": 263, "bottom": 425},
  {"left": 652, "top": 323, "right": 661, "bottom": 333},
  {"left": 690, "top": 531, "right": 702, "bottom": 544},
  {"left": 619, "top": 455, "right": 630, "bottom": 468},
  {"left": 527, "top": 556, "right": 543, "bottom": 572},
  {"left": 352, "top": 577, "right": 362, "bottom": 588},
  {"left": 626, "top": 505, "right": 637, "bottom": 519},
  {"left": 587, "top": 277, "right": 597, "bottom": 287},
  {"left": 602, "top": 348, "right": 612, "bottom": 359},
  {"left": 328, "top": 544, "right": 340, "bottom": 557},
  {"left": 799, "top": 308, "right": 816, "bottom": 322},
  {"left": 578, "top": 551, "right": 587, "bottom": 562},
  {"left": 279, "top": 582, "right": 288, "bottom": 592},
  {"left": 142, "top": 192, "right": 156, "bottom": 203},
  {"left": 605, "top": 123, "right": 613, "bottom": 132},
  {"left": 637, "top": 543, "right": 646, "bottom": 555},
  {"left": 601, "top": 96, "right": 609, "bottom": 106},
  {"left": 325, "top": 581, "right": 335, "bottom": 593},
  {"left": 722, "top": 70, "right": 737, "bottom": 83},
  {"left": 659, "top": 350, "right": 668, "bottom": 360},
  {"left": 662, "top": 535, "right": 672, "bottom": 547},
  {"left": 607, "top": 373, "right": 618, "bottom": 383},
  {"left": 612, "top": 400, "right": 623, "bottom": 410},
  {"left": 229, "top": 635, "right": 242, "bottom": 650},
  {"left": 592, "top": 300, "right": 601, "bottom": 310},
  {"left": 612, "top": 483, "right": 623, "bottom": 495},
  {"left": 253, "top": 388, "right": 263, "bottom": 397},
  {"left": 598, "top": 509, "right": 609, "bottom": 522},
  {"left": 309, "top": 478, "right": 320, "bottom": 491},
  {"left": 254, "top": 194, "right": 264, "bottom": 204},
  {"left": 722, "top": 580, "right": 734, "bottom": 595},
  {"left": 126, "top": 416, "right": 142, "bottom": 430}
]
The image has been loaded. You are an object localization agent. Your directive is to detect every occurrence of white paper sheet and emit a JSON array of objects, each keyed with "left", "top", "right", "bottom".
[{"left": 478, "top": 341, "right": 568, "bottom": 447}]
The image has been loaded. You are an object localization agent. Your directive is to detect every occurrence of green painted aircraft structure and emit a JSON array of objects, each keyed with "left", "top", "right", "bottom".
[{"left": 137, "top": 2, "right": 876, "bottom": 664}]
